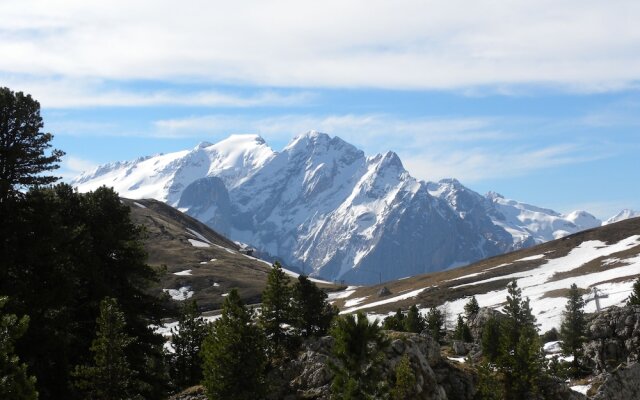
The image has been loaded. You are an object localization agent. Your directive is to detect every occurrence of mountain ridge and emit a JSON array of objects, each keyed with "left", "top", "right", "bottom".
[{"left": 72, "top": 132, "right": 636, "bottom": 284}]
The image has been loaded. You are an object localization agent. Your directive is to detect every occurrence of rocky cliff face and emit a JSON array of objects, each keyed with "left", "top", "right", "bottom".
[{"left": 582, "top": 305, "right": 640, "bottom": 373}]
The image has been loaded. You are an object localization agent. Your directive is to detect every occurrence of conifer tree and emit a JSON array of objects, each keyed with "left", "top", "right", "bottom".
[
  {"left": 383, "top": 309, "right": 406, "bottom": 331},
  {"left": 481, "top": 316, "right": 501, "bottom": 363},
  {"left": 0, "top": 87, "right": 64, "bottom": 204},
  {"left": 170, "top": 300, "right": 209, "bottom": 390},
  {"left": 72, "top": 297, "right": 142, "bottom": 400},
  {"left": 474, "top": 361, "right": 503, "bottom": 400},
  {"left": 0, "top": 297, "right": 37, "bottom": 400},
  {"left": 627, "top": 277, "right": 640, "bottom": 306},
  {"left": 291, "top": 275, "right": 337, "bottom": 338},
  {"left": 464, "top": 296, "right": 480, "bottom": 319},
  {"left": 559, "top": 283, "right": 586, "bottom": 375},
  {"left": 426, "top": 307, "right": 445, "bottom": 342},
  {"left": 260, "top": 262, "right": 293, "bottom": 357},
  {"left": 404, "top": 305, "right": 426, "bottom": 333},
  {"left": 330, "top": 312, "right": 389, "bottom": 399},
  {"left": 453, "top": 314, "right": 473, "bottom": 343},
  {"left": 201, "top": 289, "right": 266, "bottom": 400},
  {"left": 498, "top": 281, "right": 544, "bottom": 400},
  {"left": 391, "top": 354, "right": 417, "bottom": 400}
]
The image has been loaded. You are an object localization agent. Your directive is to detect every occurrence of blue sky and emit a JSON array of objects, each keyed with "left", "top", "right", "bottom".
[{"left": 2, "top": 1, "right": 639, "bottom": 219}]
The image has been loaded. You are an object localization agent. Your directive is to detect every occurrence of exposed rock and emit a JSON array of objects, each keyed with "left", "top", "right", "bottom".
[
  {"left": 590, "top": 362, "right": 640, "bottom": 400},
  {"left": 582, "top": 306, "right": 640, "bottom": 373},
  {"left": 378, "top": 286, "right": 392, "bottom": 297},
  {"left": 467, "top": 307, "right": 506, "bottom": 343},
  {"left": 169, "top": 385, "right": 207, "bottom": 400},
  {"left": 452, "top": 340, "right": 468, "bottom": 356},
  {"left": 268, "top": 331, "right": 452, "bottom": 400}
]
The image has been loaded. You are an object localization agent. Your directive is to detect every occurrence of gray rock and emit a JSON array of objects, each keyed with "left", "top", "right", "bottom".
[{"left": 591, "top": 363, "right": 640, "bottom": 400}]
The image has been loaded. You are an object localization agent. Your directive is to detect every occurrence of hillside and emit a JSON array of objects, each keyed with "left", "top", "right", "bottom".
[
  {"left": 329, "top": 217, "right": 640, "bottom": 332},
  {"left": 124, "top": 198, "right": 337, "bottom": 311}
]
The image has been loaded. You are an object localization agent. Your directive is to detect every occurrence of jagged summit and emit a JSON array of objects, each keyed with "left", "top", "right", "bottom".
[{"left": 71, "top": 133, "right": 634, "bottom": 284}]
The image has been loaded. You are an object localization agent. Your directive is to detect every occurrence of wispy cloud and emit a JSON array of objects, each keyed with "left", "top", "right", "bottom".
[
  {"left": 1, "top": 76, "right": 314, "bottom": 108},
  {"left": 2, "top": 1, "right": 640, "bottom": 92},
  {"left": 151, "top": 112, "right": 613, "bottom": 183},
  {"left": 59, "top": 155, "right": 97, "bottom": 180}
]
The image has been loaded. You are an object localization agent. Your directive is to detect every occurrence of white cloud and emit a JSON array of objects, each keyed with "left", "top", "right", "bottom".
[
  {"left": 151, "top": 113, "right": 608, "bottom": 183},
  {"left": 1, "top": 76, "right": 313, "bottom": 108},
  {"left": 59, "top": 155, "right": 97, "bottom": 179},
  {"left": 1, "top": 1, "right": 640, "bottom": 91}
]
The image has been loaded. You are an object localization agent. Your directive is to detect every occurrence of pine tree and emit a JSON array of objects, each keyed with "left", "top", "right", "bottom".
[
  {"left": 464, "top": 296, "right": 480, "bottom": 319},
  {"left": 72, "top": 297, "right": 142, "bottom": 400},
  {"left": 383, "top": 309, "right": 406, "bottom": 331},
  {"left": 170, "top": 300, "right": 209, "bottom": 390},
  {"left": 481, "top": 316, "right": 501, "bottom": 363},
  {"left": 627, "top": 277, "right": 640, "bottom": 306},
  {"left": 404, "top": 305, "right": 426, "bottom": 333},
  {"left": 426, "top": 307, "right": 445, "bottom": 342},
  {"left": 201, "top": 289, "right": 267, "bottom": 400},
  {"left": 559, "top": 283, "right": 586, "bottom": 375},
  {"left": 260, "top": 262, "right": 293, "bottom": 358},
  {"left": 474, "top": 361, "right": 503, "bottom": 400},
  {"left": 391, "top": 354, "right": 417, "bottom": 400},
  {"left": 0, "top": 87, "right": 64, "bottom": 204},
  {"left": 291, "top": 275, "right": 337, "bottom": 338},
  {"left": 0, "top": 297, "right": 37, "bottom": 400},
  {"left": 498, "top": 281, "right": 544, "bottom": 400},
  {"left": 453, "top": 314, "right": 473, "bottom": 343},
  {"left": 330, "top": 312, "right": 389, "bottom": 399}
]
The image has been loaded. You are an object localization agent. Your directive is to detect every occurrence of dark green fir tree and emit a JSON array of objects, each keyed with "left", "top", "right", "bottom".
[
  {"left": 260, "top": 262, "right": 293, "bottom": 358},
  {"left": 383, "top": 309, "right": 406, "bottom": 331},
  {"left": 0, "top": 297, "right": 37, "bottom": 400},
  {"left": 627, "top": 277, "right": 640, "bottom": 306},
  {"left": 426, "top": 307, "right": 445, "bottom": 342},
  {"left": 170, "top": 300, "right": 209, "bottom": 390},
  {"left": 72, "top": 297, "right": 142, "bottom": 400},
  {"left": 559, "top": 283, "right": 586, "bottom": 375},
  {"left": 291, "top": 275, "right": 337, "bottom": 338},
  {"left": 404, "top": 305, "right": 426, "bottom": 333},
  {"left": 201, "top": 289, "right": 267, "bottom": 400},
  {"left": 330, "top": 312, "right": 389, "bottom": 399}
]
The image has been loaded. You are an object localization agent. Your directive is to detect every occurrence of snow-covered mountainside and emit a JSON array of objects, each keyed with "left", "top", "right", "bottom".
[
  {"left": 72, "top": 132, "right": 630, "bottom": 284},
  {"left": 604, "top": 209, "right": 640, "bottom": 225},
  {"left": 330, "top": 217, "right": 640, "bottom": 332}
]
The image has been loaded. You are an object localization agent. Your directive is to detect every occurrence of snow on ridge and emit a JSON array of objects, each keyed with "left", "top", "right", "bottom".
[
  {"left": 163, "top": 286, "right": 194, "bottom": 301},
  {"left": 340, "top": 287, "right": 427, "bottom": 314},
  {"left": 188, "top": 239, "right": 210, "bottom": 248}
]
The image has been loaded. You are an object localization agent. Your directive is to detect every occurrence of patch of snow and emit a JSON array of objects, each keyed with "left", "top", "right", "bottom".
[
  {"left": 341, "top": 287, "right": 427, "bottom": 314},
  {"left": 133, "top": 201, "right": 146, "bottom": 208},
  {"left": 163, "top": 286, "right": 194, "bottom": 301},
  {"left": 327, "top": 289, "right": 356, "bottom": 301},
  {"left": 344, "top": 297, "right": 368, "bottom": 308},
  {"left": 173, "top": 269, "right": 192, "bottom": 276},
  {"left": 570, "top": 384, "right": 591, "bottom": 395},
  {"left": 516, "top": 254, "right": 545, "bottom": 262},
  {"left": 186, "top": 228, "right": 212, "bottom": 244},
  {"left": 447, "top": 356, "right": 466, "bottom": 363},
  {"left": 188, "top": 239, "right": 210, "bottom": 248},
  {"left": 543, "top": 341, "right": 563, "bottom": 354},
  {"left": 221, "top": 293, "right": 229, "bottom": 297},
  {"left": 200, "top": 261, "right": 207, "bottom": 264}
]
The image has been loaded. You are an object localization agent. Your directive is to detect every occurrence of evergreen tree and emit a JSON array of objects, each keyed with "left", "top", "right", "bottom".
[
  {"left": 383, "top": 309, "right": 406, "bottom": 331},
  {"left": 330, "top": 312, "right": 389, "bottom": 399},
  {"left": 453, "top": 314, "right": 473, "bottom": 343},
  {"left": 260, "top": 262, "right": 293, "bottom": 358},
  {"left": 201, "top": 289, "right": 266, "bottom": 400},
  {"left": 404, "top": 305, "right": 426, "bottom": 333},
  {"left": 0, "top": 297, "right": 37, "bottom": 400},
  {"left": 0, "top": 87, "right": 64, "bottom": 204},
  {"left": 464, "top": 296, "right": 480, "bottom": 319},
  {"left": 170, "top": 300, "right": 209, "bottom": 390},
  {"left": 3, "top": 185, "right": 168, "bottom": 399},
  {"left": 559, "top": 283, "right": 586, "bottom": 375},
  {"left": 498, "top": 281, "right": 544, "bottom": 400},
  {"left": 391, "top": 354, "right": 417, "bottom": 400},
  {"left": 72, "top": 297, "right": 141, "bottom": 400},
  {"left": 291, "top": 275, "right": 337, "bottom": 338},
  {"left": 627, "top": 277, "right": 640, "bottom": 306},
  {"left": 474, "top": 361, "right": 503, "bottom": 400},
  {"left": 426, "top": 307, "right": 445, "bottom": 342},
  {"left": 481, "top": 316, "right": 501, "bottom": 363}
]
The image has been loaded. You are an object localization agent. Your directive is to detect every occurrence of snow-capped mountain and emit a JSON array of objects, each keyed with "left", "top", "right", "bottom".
[
  {"left": 72, "top": 132, "right": 633, "bottom": 284},
  {"left": 604, "top": 209, "right": 640, "bottom": 225}
]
